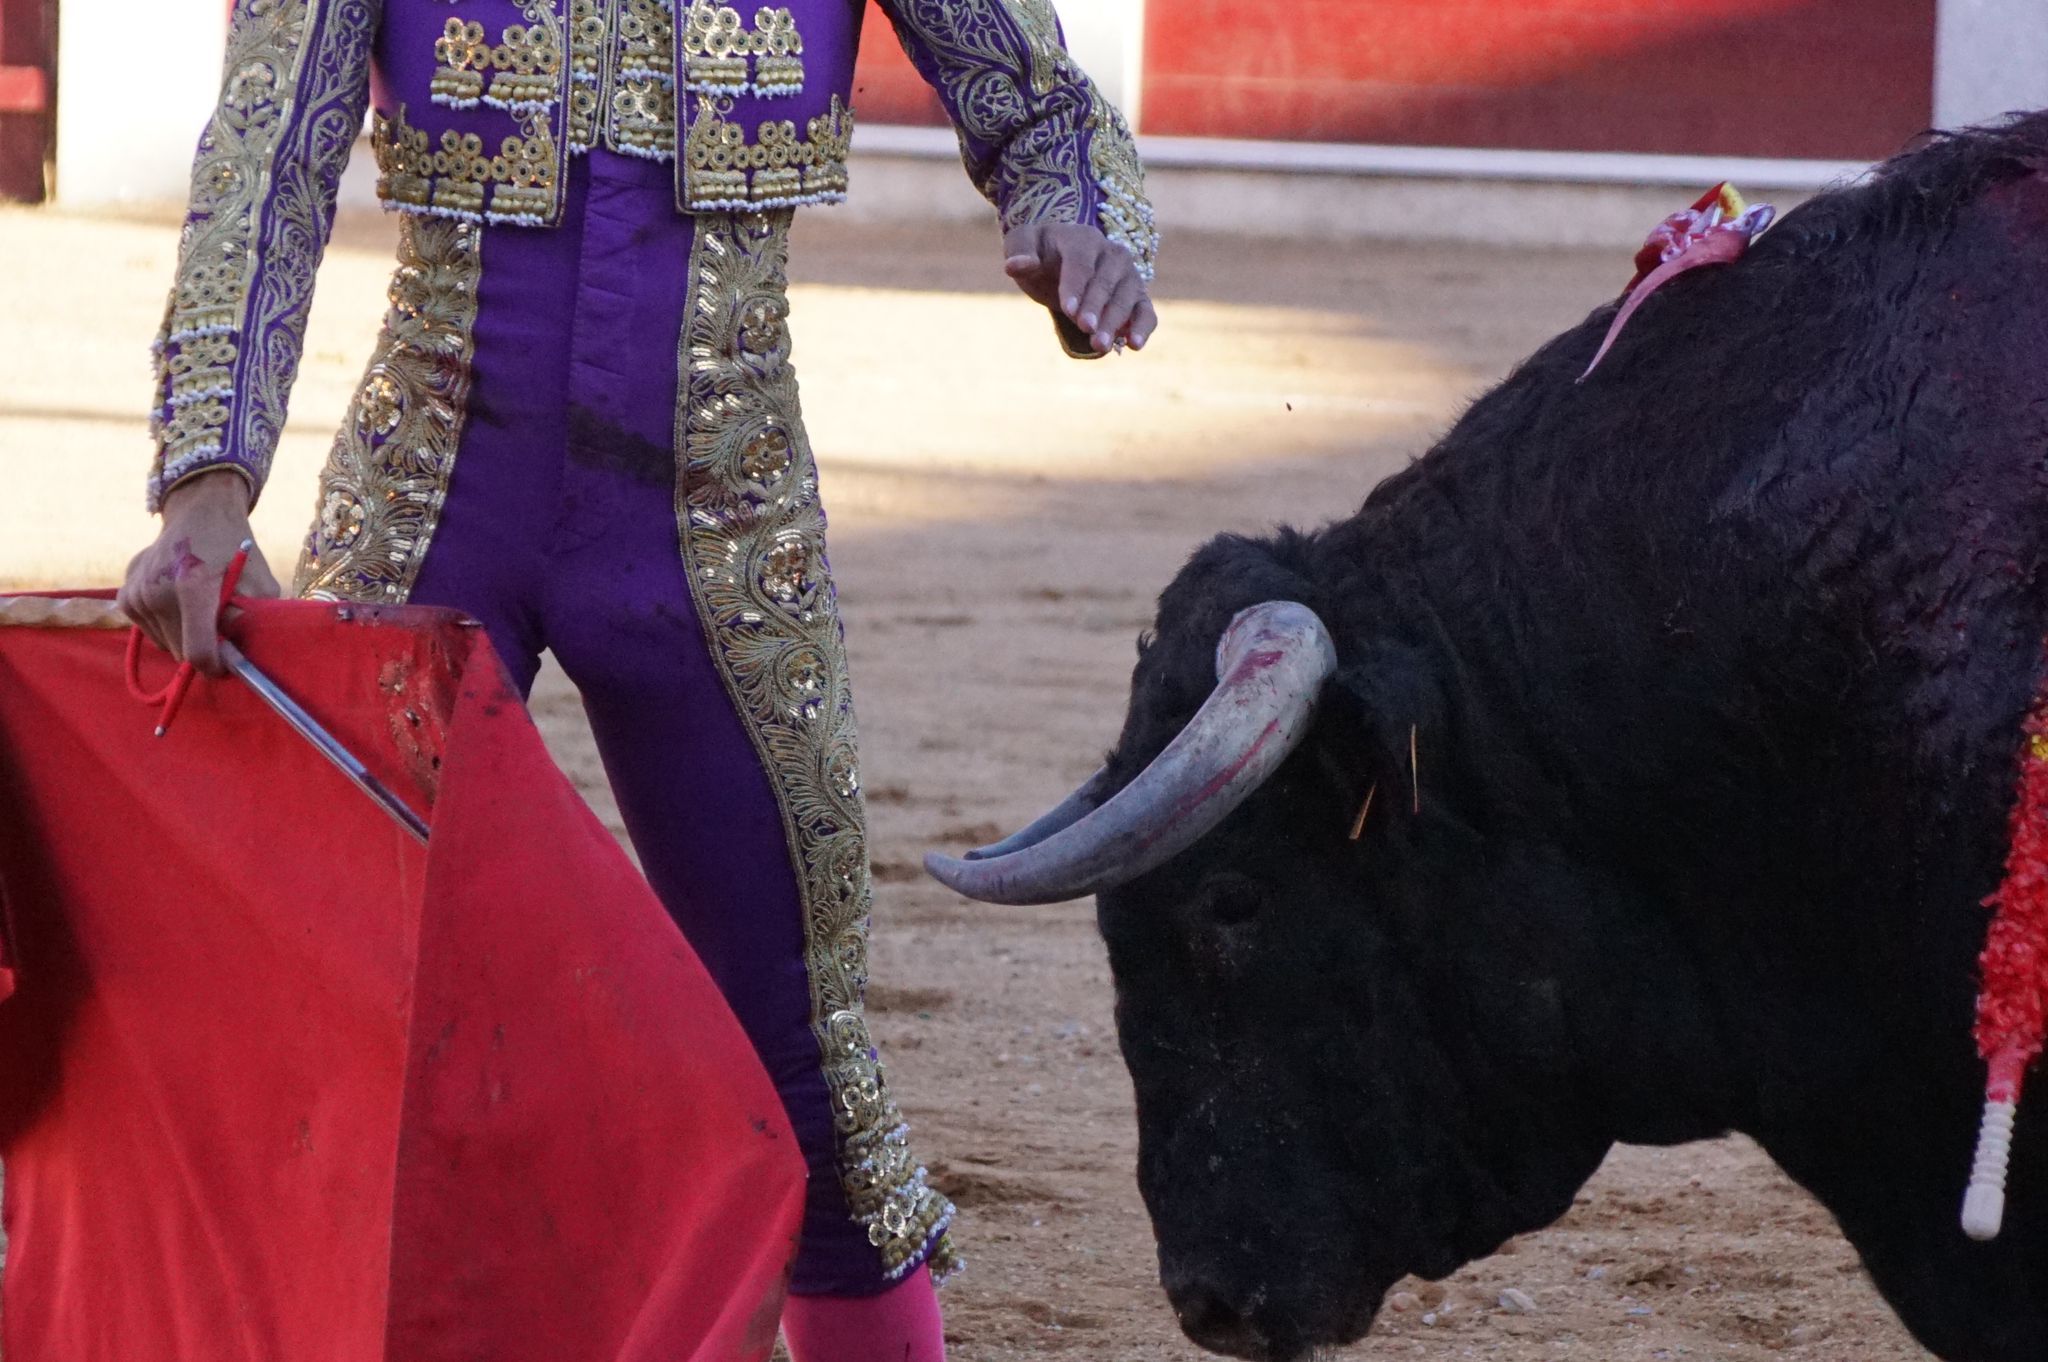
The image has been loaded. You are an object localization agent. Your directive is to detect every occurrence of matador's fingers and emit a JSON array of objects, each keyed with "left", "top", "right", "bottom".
[
  {"left": 1073, "top": 246, "right": 1127, "bottom": 337},
  {"left": 175, "top": 574, "right": 230, "bottom": 678},
  {"left": 1126, "top": 296, "right": 1159, "bottom": 351},
  {"left": 1057, "top": 234, "right": 1105, "bottom": 324},
  {"left": 1093, "top": 272, "right": 1147, "bottom": 354}
]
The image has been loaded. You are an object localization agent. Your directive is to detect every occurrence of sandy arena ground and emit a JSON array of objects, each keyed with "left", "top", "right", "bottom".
[{"left": 0, "top": 198, "right": 1937, "bottom": 1360}]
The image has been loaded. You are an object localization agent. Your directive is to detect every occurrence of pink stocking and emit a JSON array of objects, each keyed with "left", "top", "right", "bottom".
[{"left": 781, "top": 1266, "right": 946, "bottom": 1362}]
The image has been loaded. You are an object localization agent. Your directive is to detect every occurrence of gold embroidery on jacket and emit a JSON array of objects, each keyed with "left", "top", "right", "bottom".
[
  {"left": 609, "top": 0, "right": 679, "bottom": 158},
  {"left": 381, "top": 3, "right": 565, "bottom": 225},
  {"left": 675, "top": 211, "right": 958, "bottom": 1283},
  {"left": 680, "top": 1, "right": 804, "bottom": 96},
  {"left": 483, "top": 18, "right": 562, "bottom": 111},
  {"left": 431, "top": 14, "right": 559, "bottom": 111},
  {"left": 568, "top": 0, "right": 604, "bottom": 146},
  {"left": 1085, "top": 90, "right": 1155, "bottom": 280},
  {"left": 568, "top": 0, "right": 680, "bottom": 158},
  {"left": 296, "top": 216, "right": 483, "bottom": 604},
  {"left": 373, "top": 105, "right": 560, "bottom": 225},
  {"left": 432, "top": 18, "right": 490, "bottom": 107},
  {"left": 1000, "top": 0, "right": 1062, "bottom": 97},
  {"left": 872, "top": 0, "right": 1154, "bottom": 278},
  {"left": 150, "top": 0, "right": 379, "bottom": 509},
  {"left": 682, "top": 92, "right": 849, "bottom": 209}
]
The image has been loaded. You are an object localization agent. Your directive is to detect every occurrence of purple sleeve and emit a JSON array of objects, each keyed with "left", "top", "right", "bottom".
[
  {"left": 148, "top": 0, "right": 382, "bottom": 512},
  {"left": 871, "top": 0, "right": 1156, "bottom": 280}
]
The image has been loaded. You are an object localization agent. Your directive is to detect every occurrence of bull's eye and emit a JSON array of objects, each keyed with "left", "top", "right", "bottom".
[{"left": 1193, "top": 873, "right": 1267, "bottom": 928}]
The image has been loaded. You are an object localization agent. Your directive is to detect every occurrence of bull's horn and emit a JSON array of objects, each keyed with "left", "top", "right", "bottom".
[
  {"left": 963, "top": 769, "right": 1108, "bottom": 861},
  {"left": 924, "top": 601, "right": 1338, "bottom": 904}
]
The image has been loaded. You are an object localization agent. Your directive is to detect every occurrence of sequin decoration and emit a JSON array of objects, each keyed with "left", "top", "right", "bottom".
[
  {"left": 295, "top": 216, "right": 483, "bottom": 604},
  {"left": 675, "top": 211, "right": 959, "bottom": 1283},
  {"left": 681, "top": 91, "right": 850, "bottom": 209},
  {"left": 149, "top": 0, "right": 380, "bottom": 510},
  {"left": 566, "top": 0, "right": 681, "bottom": 159}
]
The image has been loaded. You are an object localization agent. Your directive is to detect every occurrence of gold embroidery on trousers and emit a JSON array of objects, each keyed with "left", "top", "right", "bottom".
[
  {"left": 675, "top": 211, "right": 959, "bottom": 1283},
  {"left": 295, "top": 216, "right": 483, "bottom": 604}
]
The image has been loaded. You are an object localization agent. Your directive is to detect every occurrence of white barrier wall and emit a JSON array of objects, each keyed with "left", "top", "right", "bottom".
[
  {"left": 52, "top": 0, "right": 2042, "bottom": 209},
  {"left": 1050, "top": 0, "right": 1145, "bottom": 130},
  {"left": 56, "top": 0, "right": 226, "bottom": 206},
  {"left": 1936, "top": 0, "right": 2048, "bottom": 129}
]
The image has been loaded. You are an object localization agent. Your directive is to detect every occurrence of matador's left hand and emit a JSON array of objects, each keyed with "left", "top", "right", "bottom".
[{"left": 1003, "top": 222, "right": 1156, "bottom": 356}]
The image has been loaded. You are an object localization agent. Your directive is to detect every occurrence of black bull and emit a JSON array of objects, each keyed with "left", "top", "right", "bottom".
[{"left": 928, "top": 114, "right": 2048, "bottom": 1360}]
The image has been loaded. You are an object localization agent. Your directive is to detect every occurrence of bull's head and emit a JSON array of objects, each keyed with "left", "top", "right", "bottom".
[{"left": 927, "top": 545, "right": 1614, "bottom": 1360}]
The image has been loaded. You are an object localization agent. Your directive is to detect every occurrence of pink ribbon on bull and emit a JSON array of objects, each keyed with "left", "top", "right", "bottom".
[{"left": 1578, "top": 183, "right": 1777, "bottom": 381}]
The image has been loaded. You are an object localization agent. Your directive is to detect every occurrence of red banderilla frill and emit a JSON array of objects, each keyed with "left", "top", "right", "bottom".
[
  {"left": 1578, "top": 183, "right": 1777, "bottom": 382},
  {"left": 1964, "top": 699, "right": 2048, "bottom": 1239}
]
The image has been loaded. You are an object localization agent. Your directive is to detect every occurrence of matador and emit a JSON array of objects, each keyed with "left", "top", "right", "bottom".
[{"left": 118, "top": 0, "right": 1157, "bottom": 1354}]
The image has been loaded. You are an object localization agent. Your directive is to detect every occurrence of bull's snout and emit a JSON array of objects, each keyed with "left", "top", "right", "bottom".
[
  {"left": 1163, "top": 1254, "right": 1383, "bottom": 1362},
  {"left": 1169, "top": 1281, "right": 1275, "bottom": 1360},
  {"left": 1163, "top": 1265, "right": 1300, "bottom": 1361}
]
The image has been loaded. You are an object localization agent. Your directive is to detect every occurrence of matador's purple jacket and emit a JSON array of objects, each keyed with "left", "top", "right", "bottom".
[
  {"left": 143, "top": 0, "right": 1155, "bottom": 1297},
  {"left": 148, "top": 0, "right": 1153, "bottom": 503}
]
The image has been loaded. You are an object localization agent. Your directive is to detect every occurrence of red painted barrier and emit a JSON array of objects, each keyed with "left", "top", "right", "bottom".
[
  {"left": 1142, "top": 0, "right": 1935, "bottom": 160},
  {"left": 854, "top": 2, "right": 949, "bottom": 128},
  {"left": 0, "top": 0, "right": 52, "bottom": 202},
  {"left": 849, "top": 0, "right": 1937, "bottom": 161}
]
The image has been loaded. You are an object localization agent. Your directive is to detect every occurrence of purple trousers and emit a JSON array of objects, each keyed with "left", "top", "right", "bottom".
[{"left": 337, "top": 148, "right": 953, "bottom": 1295}]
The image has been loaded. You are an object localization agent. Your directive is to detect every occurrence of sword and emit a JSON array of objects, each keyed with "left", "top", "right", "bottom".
[
  {"left": 218, "top": 638, "right": 433, "bottom": 846},
  {"left": 0, "top": 590, "right": 433, "bottom": 845}
]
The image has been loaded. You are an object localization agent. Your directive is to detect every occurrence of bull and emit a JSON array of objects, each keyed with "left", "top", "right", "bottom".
[{"left": 928, "top": 113, "right": 2048, "bottom": 1361}]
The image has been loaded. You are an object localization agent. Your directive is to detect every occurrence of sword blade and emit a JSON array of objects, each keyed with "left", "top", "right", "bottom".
[{"left": 218, "top": 640, "right": 432, "bottom": 845}]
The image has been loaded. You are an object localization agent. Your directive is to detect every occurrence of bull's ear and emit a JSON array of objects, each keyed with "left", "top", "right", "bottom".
[
  {"left": 1327, "top": 641, "right": 1441, "bottom": 766},
  {"left": 1305, "top": 656, "right": 1414, "bottom": 837},
  {"left": 1319, "top": 637, "right": 1482, "bottom": 835}
]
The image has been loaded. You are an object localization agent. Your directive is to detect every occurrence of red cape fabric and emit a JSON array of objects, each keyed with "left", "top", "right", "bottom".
[{"left": 0, "top": 596, "right": 804, "bottom": 1362}]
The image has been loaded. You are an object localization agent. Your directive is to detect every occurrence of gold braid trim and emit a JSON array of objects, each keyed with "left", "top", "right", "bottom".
[
  {"left": 0, "top": 597, "right": 130, "bottom": 630},
  {"left": 675, "top": 211, "right": 959, "bottom": 1282},
  {"left": 295, "top": 217, "right": 483, "bottom": 604},
  {"left": 1083, "top": 87, "right": 1155, "bottom": 282}
]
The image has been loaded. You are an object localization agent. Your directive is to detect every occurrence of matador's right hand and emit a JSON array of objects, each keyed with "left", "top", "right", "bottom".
[{"left": 119, "top": 470, "right": 282, "bottom": 678}]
